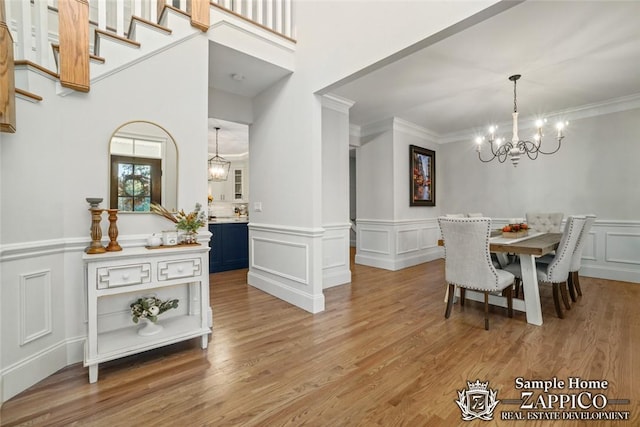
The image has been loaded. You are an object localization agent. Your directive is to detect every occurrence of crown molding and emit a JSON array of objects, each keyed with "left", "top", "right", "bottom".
[{"left": 321, "top": 93, "right": 355, "bottom": 113}]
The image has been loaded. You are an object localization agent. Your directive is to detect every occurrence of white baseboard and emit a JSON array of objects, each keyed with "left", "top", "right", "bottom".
[
  {"left": 1, "top": 338, "right": 83, "bottom": 403},
  {"left": 247, "top": 271, "right": 325, "bottom": 314},
  {"left": 355, "top": 249, "right": 442, "bottom": 271},
  {"left": 580, "top": 265, "right": 640, "bottom": 284},
  {"left": 323, "top": 269, "right": 351, "bottom": 289}
]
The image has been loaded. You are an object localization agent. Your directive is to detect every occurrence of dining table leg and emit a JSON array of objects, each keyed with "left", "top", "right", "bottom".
[{"left": 520, "top": 254, "right": 543, "bottom": 325}]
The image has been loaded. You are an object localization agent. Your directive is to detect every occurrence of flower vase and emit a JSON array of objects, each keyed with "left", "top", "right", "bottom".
[
  {"left": 182, "top": 231, "right": 197, "bottom": 244},
  {"left": 137, "top": 318, "right": 163, "bottom": 336}
]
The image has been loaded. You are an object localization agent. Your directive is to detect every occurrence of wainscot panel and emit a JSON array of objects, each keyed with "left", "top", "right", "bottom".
[{"left": 248, "top": 223, "right": 325, "bottom": 313}]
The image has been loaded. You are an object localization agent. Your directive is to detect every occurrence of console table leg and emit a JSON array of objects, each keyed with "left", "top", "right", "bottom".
[
  {"left": 89, "top": 365, "right": 98, "bottom": 383},
  {"left": 201, "top": 334, "right": 208, "bottom": 349}
]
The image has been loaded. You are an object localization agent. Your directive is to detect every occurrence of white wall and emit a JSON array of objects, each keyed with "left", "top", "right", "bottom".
[
  {"left": 355, "top": 118, "right": 442, "bottom": 270},
  {"left": 438, "top": 106, "right": 640, "bottom": 283},
  {"left": 1, "top": 35, "right": 209, "bottom": 401},
  {"left": 208, "top": 88, "right": 253, "bottom": 125},
  {"left": 439, "top": 108, "right": 640, "bottom": 219}
]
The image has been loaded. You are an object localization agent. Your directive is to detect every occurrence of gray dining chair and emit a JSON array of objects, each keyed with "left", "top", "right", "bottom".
[
  {"left": 526, "top": 212, "right": 564, "bottom": 232},
  {"left": 438, "top": 217, "right": 514, "bottom": 330},
  {"left": 504, "top": 216, "right": 586, "bottom": 318},
  {"left": 537, "top": 214, "right": 596, "bottom": 301}
]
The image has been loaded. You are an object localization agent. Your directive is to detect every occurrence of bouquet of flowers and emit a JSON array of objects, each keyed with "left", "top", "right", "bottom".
[
  {"left": 175, "top": 203, "right": 207, "bottom": 233},
  {"left": 130, "top": 296, "right": 179, "bottom": 324},
  {"left": 150, "top": 203, "right": 207, "bottom": 234}
]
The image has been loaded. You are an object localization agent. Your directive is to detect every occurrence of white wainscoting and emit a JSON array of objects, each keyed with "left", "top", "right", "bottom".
[
  {"left": 0, "top": 233, "right": 211, "bottom": 403},
  {"left": 248, "top": 223, "right": 325, "bottom": 313},
  {"left": 355, "top": 218, "right": 442, "bottom": 270},
  {"left": 19, "top": 270, "right": 53, "bottom": 345},
  {"left": 0, "top": 241, "right": 85, "bottom": 403},
  {"left": 322, "top": 223, "right": 351, "bottom": 289}
]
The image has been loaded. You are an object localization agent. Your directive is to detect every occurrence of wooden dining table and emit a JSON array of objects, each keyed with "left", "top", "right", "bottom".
[{"left": 439, "top": 232, "right": 563, "bottom": 326}]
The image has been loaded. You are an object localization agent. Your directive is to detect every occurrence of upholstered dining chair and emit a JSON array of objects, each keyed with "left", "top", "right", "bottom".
[
  {"left": 438, "top": 217, "right": 514, "bottom": 330},
  {"left": 505, "top": 216, "right": 586, "bottom": 319},
  {"left": 526, "top": 212, "right": 564, "bottom": 233},
  {"left": 537, "top": 214, "right": 596, "bottom": 301}
]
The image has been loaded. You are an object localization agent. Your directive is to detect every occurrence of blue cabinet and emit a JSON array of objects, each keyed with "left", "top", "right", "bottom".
[{"left": 208, "top": 222, "right": 249, "bottom": 273}]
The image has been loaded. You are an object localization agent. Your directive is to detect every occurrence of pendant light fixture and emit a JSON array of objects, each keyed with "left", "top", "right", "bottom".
[
  {"left": 475, "top": 74, "right": 569, "bottom": 167},
  {"left": 208, "top": 126, "right": 231, "bottom": 181}
]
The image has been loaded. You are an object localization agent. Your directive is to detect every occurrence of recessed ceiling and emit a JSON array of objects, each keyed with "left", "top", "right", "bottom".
[{"left": 329, "top": 1, "right": 640, "bottom": 138}]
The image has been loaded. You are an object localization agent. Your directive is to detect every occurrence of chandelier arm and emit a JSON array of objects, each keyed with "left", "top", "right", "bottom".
[
  {"left": 486, "top": 140, "right": 499, "bottom": 156},
  {"left": 477, "top": 151, "right": 498, "bottom": 163},
  {"left": 517, "top": 140, "right": 540, "bottom": 160},
  {"left": 497, "top": 145, "right": 510, "bottom": 163},
  {"left": 536, "top": 137, "right": 564, "bottom": 155}
]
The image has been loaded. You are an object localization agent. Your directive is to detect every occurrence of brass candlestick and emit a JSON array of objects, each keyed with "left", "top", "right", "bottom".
[
  {"left": 86, "top": 208, "right": 106, "bottom": 254},
  {"left": 106, "top": 209, "right": 122, "bottom": 251}
]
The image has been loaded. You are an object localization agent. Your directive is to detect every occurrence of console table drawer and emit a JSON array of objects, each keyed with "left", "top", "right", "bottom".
[
  {"left": 97, "top": 264, "right": 151, "bottom": 289},
  {"left": 158, "top": 258, "right": 201, "bottom": 281}
]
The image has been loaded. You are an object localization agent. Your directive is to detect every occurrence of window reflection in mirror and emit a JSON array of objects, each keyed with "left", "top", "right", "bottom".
[{"left": 109, "top": 121, "right": 178, "bottom": 212}]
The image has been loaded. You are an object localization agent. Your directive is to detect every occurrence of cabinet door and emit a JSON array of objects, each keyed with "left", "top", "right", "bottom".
[
  {"left": 209, "top": 180, "right": 230, "bottom": 202},
  {"left": 232, "top": 168, "right": 244, "bottom": 201}
]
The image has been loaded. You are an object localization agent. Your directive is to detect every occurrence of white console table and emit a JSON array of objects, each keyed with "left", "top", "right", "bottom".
[{"left": 83, "top": 245, "right": 211, "bottom": 383}]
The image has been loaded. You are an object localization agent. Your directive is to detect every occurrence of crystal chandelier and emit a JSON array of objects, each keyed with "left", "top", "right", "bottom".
[
  {"left": 475, "top": 74, "right": 568, "bottom": 167},
  {"left": 208, "top": 127, "right": 231, "bottom": 181}
]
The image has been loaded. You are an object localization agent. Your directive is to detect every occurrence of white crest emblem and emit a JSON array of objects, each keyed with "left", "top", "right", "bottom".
[{"left": 455, "top": 379, "right": 500, "bottom": 421}]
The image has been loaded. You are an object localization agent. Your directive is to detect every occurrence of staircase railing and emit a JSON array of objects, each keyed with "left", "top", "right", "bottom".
[{"left": 5, "top": 0, "right": 295, "bottom": 71}]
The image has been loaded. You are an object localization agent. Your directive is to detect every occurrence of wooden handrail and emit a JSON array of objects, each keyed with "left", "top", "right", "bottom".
[
  {"left": 129, "top": 16, "right": 172, "bottom": 37},
  {"left": 14, "top": 60, "right": 59, "bottom": 79},
  {"left": 15, "top": 88, "right": 43, "bottom": 102},
  {"left": 94, "top": 29, "right": 142, "bottom": 49}
]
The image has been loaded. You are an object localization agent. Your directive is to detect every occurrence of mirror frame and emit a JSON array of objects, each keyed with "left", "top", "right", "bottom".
[{"left": 108, "top": 120, "right": 179, "bottom": 213}]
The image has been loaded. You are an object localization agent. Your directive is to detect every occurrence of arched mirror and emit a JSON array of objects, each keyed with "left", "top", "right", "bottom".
[{"left": 109, "top": 121, "right": 178, "bottom": 212}]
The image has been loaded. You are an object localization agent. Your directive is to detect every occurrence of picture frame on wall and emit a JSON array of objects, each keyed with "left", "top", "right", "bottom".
[{"left": 410, "top": 145, "right": 435, "bottom": 206}]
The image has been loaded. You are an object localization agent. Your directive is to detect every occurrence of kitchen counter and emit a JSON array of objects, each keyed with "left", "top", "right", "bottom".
[{"left": 209, "top": 216, "right": 248, "bottom": 224}]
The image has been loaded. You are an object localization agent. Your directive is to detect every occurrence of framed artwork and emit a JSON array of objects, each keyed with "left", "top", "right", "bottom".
[{"left": 410, "top": 145, "right": 435, "bottom": 206}]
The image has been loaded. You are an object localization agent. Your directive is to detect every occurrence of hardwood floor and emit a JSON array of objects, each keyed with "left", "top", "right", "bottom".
[{"left": 2, "top": 254, "right": 639, "bottom": 426}]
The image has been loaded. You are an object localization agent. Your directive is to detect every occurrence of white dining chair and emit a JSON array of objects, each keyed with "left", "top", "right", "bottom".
[
  {"left": 504, "top": 216, "right": 586, "bottom": 318},
  {"left": 537, "top": 214, "right": 596, "bottom": 301},
  {"left": 438, "top": 217, "right": 514, "bottom": 330},
  {"left": 526, "top": 212, "right": 564, "bottom": 233}
]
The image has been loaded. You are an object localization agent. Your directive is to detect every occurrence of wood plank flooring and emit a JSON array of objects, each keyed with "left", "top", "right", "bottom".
[{"left": 2, "top": 254, "right": 639, "bottom": 426}]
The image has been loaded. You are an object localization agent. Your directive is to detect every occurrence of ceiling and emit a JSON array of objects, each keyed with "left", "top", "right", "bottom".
[
  {"left": 329, "top": 0, "right": 640, "bottom": 139},
  {"left": 207, "top": 118, "right": 249, "bottom": 156},
  {"left": 207, "top": 1, "right": 640, "bottom": 151}
]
